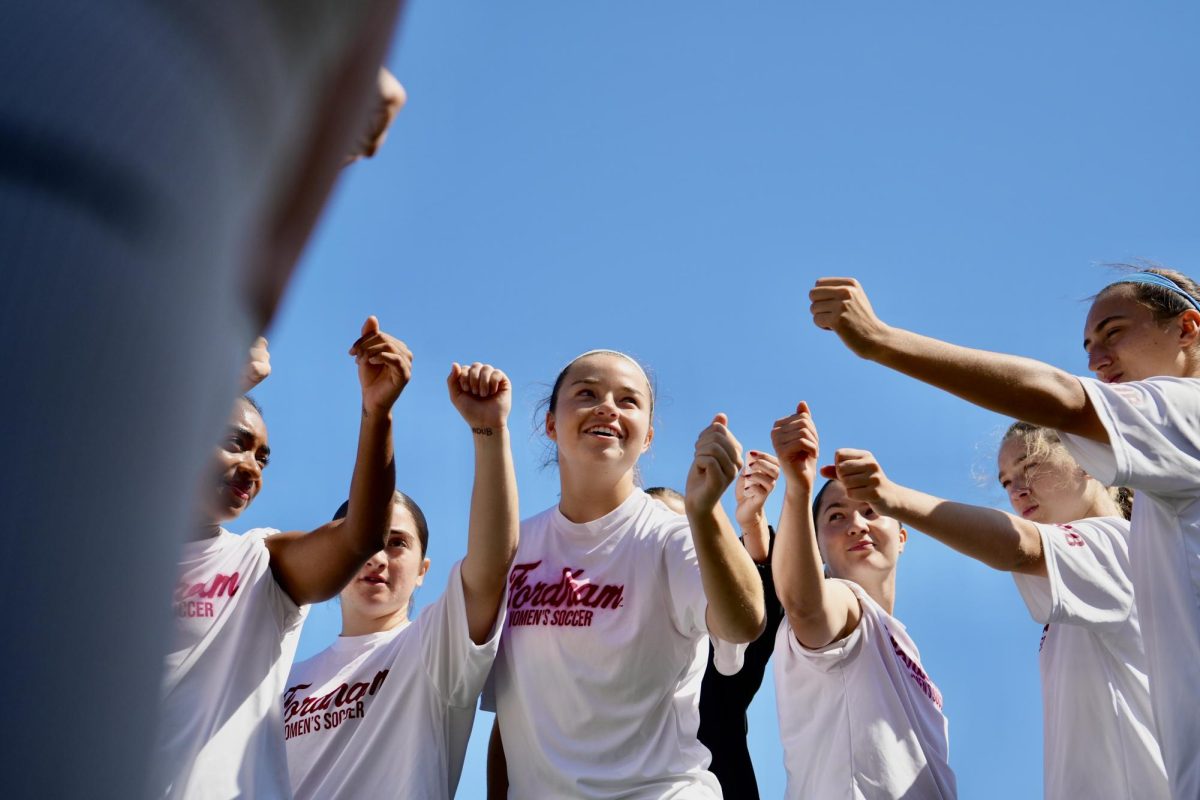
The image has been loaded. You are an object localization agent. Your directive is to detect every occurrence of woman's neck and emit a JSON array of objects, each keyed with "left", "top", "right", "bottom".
[
  {"left": 341, "top": 605, "right": 410, "bottom": 637},
  {"left": 191, "top": 522, "right": 222, "bottom": 542},
  {"left": 557, "top": 463, "right": 636, "bottom": 524},
  {"left": 845, "top": 569, "right": 898, "bottom": 616},
  {"left": 1081, "top": 481, "right": 1123, "bottom": 519}
]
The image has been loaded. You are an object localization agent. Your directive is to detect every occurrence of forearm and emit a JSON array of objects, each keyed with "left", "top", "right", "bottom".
[
  {"left": 461, "top": 426, "right": 519, "bottom": 644},
  {"left": 867, "top": 326, "right": 1103, "bottom": 439},
  {"left": 267, "top": 410, "right": 395, "bottom": 604},
  {"left": 772, "top": 488, "right": 857, "bottom": 646},
  {"left": 689, "top": 507, "right": 765, "bottom": 643},
  {"left": 772, "top": 489, "right": 830, "bottom": 619},
  {"left": 741, "top": 514, "right": 770, "bottom": 563},
  {"left": 879, "top": 484, "right": 1046, "bottom": 576},
  {"left": 341, "top": 409, "right": 397, "bottom": 557}
]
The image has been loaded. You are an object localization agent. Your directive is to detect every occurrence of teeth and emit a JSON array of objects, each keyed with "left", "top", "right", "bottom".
[{"left": 586, "top": 426, "right": 619, "bottom": 438}]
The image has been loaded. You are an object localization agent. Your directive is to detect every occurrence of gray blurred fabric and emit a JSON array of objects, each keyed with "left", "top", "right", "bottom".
[{"left": 0, "top": 2, "right": 394, "bottom": 796}]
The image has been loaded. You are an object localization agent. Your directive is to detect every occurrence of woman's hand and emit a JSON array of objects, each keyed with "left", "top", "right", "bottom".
[
  {"left": 809, "top": 277, "right": 891, "bottom": 358},
  {"left": 349, "top": 316, "right": 412, "bottom": 415},
  {"left": 686, "top": 413, "right": 744, "bottom": 516},
  {"left": 771, "top": 402, "right": 819, "bottom": 493},
  {"left": 735, "top": 451, "right": 780, "bottom": 530},
  {"left": 448, "top": 362, "right": 511, "bottom": 433}
]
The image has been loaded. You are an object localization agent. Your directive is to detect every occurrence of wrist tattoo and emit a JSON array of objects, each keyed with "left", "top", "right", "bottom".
[{"left": 472, "top": 426, "right": 494, "bottom": 437}]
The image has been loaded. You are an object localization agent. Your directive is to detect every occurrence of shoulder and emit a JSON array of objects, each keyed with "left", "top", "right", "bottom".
[
  {"left": 1083, "top": 375, "right": 1200, "bottom": 409},
  {"left": 245, "top": 526, "right": 282, "bottom": 541},
  {"left": 520, "top": 505, "right": 558, "bottom": 534},
  {"left": 1045, "top": 516, "right": 1131, "bottom": 551}
]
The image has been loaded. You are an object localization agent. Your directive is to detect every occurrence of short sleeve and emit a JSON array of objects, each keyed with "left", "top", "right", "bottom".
[
  {"left": 254, "top": 528, "right": 306, "bottom": 634},
  {"left": 1012, "top": 519, "right": 1134, "bottom": 632},
  {"left": 662, "top": 520, "right": 709, "bottom": 639},
  {"left": 711, "top": 638, "right": 747, "bottom": 676},
  {"left": 420, "top": 560, "right": 506, "bottom": 708},
  {"left": 776, "top": 579, "right": 867, "bottom": 673},
  {"left": 1062, "top": 377, "right": 1200, "bottom": 499}
]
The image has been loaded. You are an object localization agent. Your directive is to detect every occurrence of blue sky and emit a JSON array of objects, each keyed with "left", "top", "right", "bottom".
[{"left": 236, "top": 2, "right": 1200, "bottom": 796}]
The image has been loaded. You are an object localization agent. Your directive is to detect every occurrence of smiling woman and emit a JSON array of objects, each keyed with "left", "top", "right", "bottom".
[
  {"left": 483, "top": 349, "right": 765, "bottom": 800},
  {"left": 154, "top": 318, "right": 410, "bottom": 799}
]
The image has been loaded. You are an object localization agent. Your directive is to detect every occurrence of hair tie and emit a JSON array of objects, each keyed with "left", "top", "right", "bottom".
[{"left": 1106, "top": 271, "right": 1200, "bottom": 313}]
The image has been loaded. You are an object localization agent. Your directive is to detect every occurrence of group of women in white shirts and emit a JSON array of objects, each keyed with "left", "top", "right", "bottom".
[{"left": 157, "top": 266, "right": 1200, "bottom": 799}]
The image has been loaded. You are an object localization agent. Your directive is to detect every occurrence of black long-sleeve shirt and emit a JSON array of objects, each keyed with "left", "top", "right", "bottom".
[{"left": 697, "top": 529, "right": 784, "bottom": 800}]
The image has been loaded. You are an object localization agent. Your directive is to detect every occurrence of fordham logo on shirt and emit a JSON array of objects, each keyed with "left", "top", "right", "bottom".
[
  {"left": 173, "top": 572, "right": 240, "bottom": 619},
  {"left": 282, "top": 669, "right": 389, "bottom": 740},
  {"left": 506, "top": 561, "right": 625, "bottom": 629},
  {"left": 888, "top": 630, "right": 944, "bottom": 710},
  {"left": 1056, "top": 525, "right": 1086, "bottom": 548}
]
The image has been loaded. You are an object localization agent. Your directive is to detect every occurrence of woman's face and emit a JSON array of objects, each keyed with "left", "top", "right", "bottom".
[
  {"left": 815, "top": 481, "right": 906, "bottom": 582},
  {"left": 1084, "top": 287, "right": 1198, "bottom": 382},
  {"left": 341, "top": 503, "right": 429, "bottom": 620},
  {"left": 546, "top": 354, "right": 654, "bottom": 477},
  {"left": 203, "top": 399, "right": 269, "bottom": 524},
  {"left": 997, "top": 437, "right": 1091, "bottom": 525}
]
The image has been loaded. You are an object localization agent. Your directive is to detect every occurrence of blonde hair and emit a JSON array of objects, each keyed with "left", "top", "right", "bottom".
[{"left": 1002, "top": 422, "right": 1132, "bottom": 519}]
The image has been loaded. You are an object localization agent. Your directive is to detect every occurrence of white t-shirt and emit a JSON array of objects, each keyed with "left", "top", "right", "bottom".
[
  {"left": 482, "top": 489, "right": 722, "bottom": 799},
  {"left": 284, "top": 560, "right": 503, "bottom": 800},
  {"left": 153, "top": 528, "right": 307, "bottom": 799},
  {"left": 773, "top": 580, "right": 956, "bottom": 800},
  {"left": 1061, "top": 377, "right": 1200, "bottom": 799},
  {"left": 1011, "top": 517, "right": 1168, "bottom": 800}
]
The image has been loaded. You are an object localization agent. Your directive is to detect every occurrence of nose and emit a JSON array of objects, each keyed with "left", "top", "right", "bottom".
[
  {"left": 1087, "top": 344, "right": 1111, "bottom": 375},
  {"left": 593, "top": 394, "right": 619, "bottom": 417},
  {"left": 846, "top": 510, "right": 871, "bottom": 536},
  {"left": 1007, "top": 480, "right": 1030, "bottom": 505},
  {"left": 235, "top": 452, "right": 262, "bottom": 481}
]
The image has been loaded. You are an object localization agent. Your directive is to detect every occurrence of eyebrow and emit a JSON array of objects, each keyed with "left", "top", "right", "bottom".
[
  {"left": 1083, "top": 315, "right": 1126, "bottom": 351},
  {"left": 569, "top": 377, "right": 645, "bottom": 396}
]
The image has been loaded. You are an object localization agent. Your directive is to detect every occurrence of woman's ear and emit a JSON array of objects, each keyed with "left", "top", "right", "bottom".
[
  {"left": 642, "top": 424, "right": 654, "bottom": 453},
  {"left": 546, "top": 412, "right": 557, "bottom": 442},
  {"left": 1178, "top": 309, "right": 1200, "bottom": 348}
]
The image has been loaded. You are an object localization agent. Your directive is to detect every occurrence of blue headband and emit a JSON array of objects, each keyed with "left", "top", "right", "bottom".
[{"left": 1106, "top": 271, "right": 1200, "bottom": 313}]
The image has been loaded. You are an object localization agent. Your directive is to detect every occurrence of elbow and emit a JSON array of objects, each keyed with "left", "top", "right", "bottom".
[
  {"left": 1035, "top": 371, "right": 1091, "bottom": 433},
  {"left": 726, "top": 608, "right": 766, "bottom": 644},
  {"left": 716, "top": 595, "right": 766, "bottom": 644}
]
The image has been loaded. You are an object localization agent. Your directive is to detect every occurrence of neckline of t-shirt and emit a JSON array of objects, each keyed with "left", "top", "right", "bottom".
[
  {"left": 330, "top": 622, "right": 412, "bottom": 653},
  {"left": 837, "top": 577, "right": 907, "bottom": 633},
  {"left": 179, "top": 527, "right": 239, "bottom": 561},
  {"left": 552, "top": 487, "right": 645, "bottom": 539}
]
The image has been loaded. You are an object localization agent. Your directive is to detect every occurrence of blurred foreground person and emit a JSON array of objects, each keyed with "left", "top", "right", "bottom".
[{"left": 0, "top": 2, "right": 404, "bottom": 795}]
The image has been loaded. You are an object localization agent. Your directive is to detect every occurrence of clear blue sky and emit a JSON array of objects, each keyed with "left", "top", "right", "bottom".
[{"left": 237, "top": 2, "right": 1200, "bottom": 796}]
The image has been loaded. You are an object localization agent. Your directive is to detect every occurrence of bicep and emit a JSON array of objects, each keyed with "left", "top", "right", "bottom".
[
  {"left": 785, "top": 579, "right": 862, "bottom": 650},
  {"left": 265, "top": 520, "right": 358, "bottom": 606},
  {"left": 1057, "top": 386, "right": 1109, "bottom": 444}
]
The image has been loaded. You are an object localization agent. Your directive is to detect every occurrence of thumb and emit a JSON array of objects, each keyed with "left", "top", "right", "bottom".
[
  {"left": 796, "top": 400, "right": 810, "bottom": 415},
  {"left": 712, "top": 412, "right": 728, "bottom": 427},
  {"left": 361, "top": 315, "right": 380, "bottom": 337},
  {"left": 819, "top": 464, "right": 838, "bottom": 479},
  {"left": 447, "top": 362, "right": 462, "bottom": 386}
]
